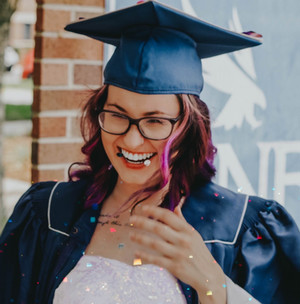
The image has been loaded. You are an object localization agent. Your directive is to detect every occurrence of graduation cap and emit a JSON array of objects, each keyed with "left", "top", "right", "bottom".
[{"left": 65, "top": 0, "right": 262, "bottom": 96}]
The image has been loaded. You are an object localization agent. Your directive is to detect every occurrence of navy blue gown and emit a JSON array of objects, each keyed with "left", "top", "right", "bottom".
[{"left": 0, "top": 179, "right": 299, "bottom": 303}]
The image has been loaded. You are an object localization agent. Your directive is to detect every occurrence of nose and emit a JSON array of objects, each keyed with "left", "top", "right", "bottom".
[{"left": 122, "top": 124, "right": 145, "bottom": 148}]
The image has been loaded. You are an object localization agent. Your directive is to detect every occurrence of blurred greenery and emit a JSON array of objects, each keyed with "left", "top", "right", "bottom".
[
  {"left": 5, "top": 104, "right": 31, "bottom": 120},
  {"left": 4, "top": 77, "right": 33, "bottom": 89}
]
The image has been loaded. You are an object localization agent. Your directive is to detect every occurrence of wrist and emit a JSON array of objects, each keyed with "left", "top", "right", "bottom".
[{"left": 195, "top": 266, "right": 226, "bottom": 304}]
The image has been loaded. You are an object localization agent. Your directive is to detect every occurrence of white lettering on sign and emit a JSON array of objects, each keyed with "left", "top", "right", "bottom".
[{"left": 216, "top": 141, "right": 300, "bottom": 205}]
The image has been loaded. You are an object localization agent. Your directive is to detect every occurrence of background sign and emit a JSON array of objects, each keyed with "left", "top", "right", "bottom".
[{"left": 106, "top": 0, "right": 300, "bottom": 227}]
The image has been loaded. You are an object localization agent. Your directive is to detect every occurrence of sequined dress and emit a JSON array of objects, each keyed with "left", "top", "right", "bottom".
[{"left": 53, "top": 254, "right": 187, "bottom": 304}]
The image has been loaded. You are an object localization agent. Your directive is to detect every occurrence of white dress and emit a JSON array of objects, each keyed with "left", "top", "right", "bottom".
[{"left": 53, "top": 254, "right": 187, "bottom": 304}]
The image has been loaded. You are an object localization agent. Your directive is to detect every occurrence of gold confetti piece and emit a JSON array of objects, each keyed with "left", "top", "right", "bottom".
[
  {"left": 206, "top": 290, "right": 213, "bottom": 296},
  {"left": 188, "top": 255, "right": 193, "bottom": 259},
  {"left": 133, "top": 258, "right": 142, "bottom": 266}
]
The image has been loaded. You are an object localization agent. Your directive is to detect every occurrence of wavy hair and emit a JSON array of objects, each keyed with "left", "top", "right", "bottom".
[{"left": 69, "top": 85, "right": 216, "bottom": 211}]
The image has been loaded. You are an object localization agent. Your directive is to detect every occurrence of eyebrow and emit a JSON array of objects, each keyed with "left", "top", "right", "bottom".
[{"left": 106, "top": 103, "right": 169, "bottom": 116}]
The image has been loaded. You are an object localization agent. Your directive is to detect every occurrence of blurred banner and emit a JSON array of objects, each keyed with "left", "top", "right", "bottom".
[{"left": 106, "top": 0, "right": 300, "bottom": 227}]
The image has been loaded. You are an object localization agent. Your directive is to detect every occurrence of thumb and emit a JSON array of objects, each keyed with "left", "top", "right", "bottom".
[{"left": 174, "top": 204, "right": 186, "bottom": 220}]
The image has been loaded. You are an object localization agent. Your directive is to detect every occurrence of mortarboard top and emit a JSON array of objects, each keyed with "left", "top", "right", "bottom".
[{"left": 65, "top": 0, "right": 262, "bottom": 96}]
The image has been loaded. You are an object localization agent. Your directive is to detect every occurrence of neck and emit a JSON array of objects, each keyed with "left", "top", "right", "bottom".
[{"left": 106, "top": 176, "right": 169, "bottom": 213}]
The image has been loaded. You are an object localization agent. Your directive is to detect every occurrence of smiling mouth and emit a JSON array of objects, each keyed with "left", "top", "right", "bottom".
[{"left": 120, "top": 148, "right": 156, "bottom": 164}]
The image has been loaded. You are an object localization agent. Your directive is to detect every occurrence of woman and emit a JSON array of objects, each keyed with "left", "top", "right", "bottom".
[{"left": 1, "top": 1, "right": 299, "bottom": 304}]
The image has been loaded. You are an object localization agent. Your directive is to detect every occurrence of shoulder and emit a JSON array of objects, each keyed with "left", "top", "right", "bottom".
[
  {"left": 1, "top": 179, "right": 91, "bottom": 239},
  {"left": 183, "top": 182, "right": 299, "bottom": 246}
]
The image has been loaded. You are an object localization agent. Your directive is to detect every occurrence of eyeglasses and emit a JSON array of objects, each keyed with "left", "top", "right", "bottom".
[{"left": 98, "top": 110, "right": 182, "bottom": 140}]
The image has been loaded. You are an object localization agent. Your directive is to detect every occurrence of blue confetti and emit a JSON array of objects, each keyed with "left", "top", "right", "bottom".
[
  {"left": 90, "top": 217, "right": 96, "bottom": 223},
  {"left": 8, "top": 219, "right": 12, "bottom": 223},
  {"left": 86, "top": 263, "right": 92, "bottom": 268}
]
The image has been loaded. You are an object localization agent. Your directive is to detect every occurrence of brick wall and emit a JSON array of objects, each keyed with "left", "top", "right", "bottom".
[{"left": 32, "top": 0, "right": 104, "bottom": 182}]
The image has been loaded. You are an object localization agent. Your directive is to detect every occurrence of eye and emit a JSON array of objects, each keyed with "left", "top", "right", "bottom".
[
  {"left": 110, "top": 112, "right": 127, "bottom": 120},
  {"left": 146, "top": 118, "right": 165, "bottom": 124}
]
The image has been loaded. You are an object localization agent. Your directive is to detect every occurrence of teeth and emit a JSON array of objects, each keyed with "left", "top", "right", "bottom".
[{"left": 121, "top": 149, "right": 154, "bottom": 161}]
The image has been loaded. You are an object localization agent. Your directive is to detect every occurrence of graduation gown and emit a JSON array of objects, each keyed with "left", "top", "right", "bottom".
[{"left": 0, "top": 179, "right": 299, "bottom": 304}]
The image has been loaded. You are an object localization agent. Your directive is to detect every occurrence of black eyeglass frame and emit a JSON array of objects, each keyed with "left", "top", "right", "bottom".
[{"left": 98, "top": 110, "right": 183, "bottom": 140}]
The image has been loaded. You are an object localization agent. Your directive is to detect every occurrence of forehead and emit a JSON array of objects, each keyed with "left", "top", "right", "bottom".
[{"left": 106, "top": 85, "right": 180, "bottom": 116}]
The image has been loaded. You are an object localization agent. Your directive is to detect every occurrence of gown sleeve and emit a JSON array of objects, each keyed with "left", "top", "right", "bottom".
[
  {"left": 230, "top": 198, "right": 300, "bottom": 304},
  {"left": 0, "top": 182, "right": 55, "bottom": 304}
]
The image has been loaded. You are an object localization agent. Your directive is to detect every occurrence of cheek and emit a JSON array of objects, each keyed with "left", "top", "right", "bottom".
[{"left": 155, "top": 140, "right": 167, "bottom": 157}]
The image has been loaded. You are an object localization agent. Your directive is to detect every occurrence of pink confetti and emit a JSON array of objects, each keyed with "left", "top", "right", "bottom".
[
  {"left": 63, "top": 277, "right": 68, "bottom": 282},
  {"left": 110, "top": 228, "right": 117, "bottom": 233},
  {"left": 214, "top": 193, "right": 219, "bottom": 197}
]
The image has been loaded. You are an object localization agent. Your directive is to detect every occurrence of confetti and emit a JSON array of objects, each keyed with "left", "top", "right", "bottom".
[
  {"left": 249, "top": 297, "right": 252, "bottom": 301},
  {"left": 222, "top": 284, "right": 227, "bottom": 288},
  {"left": 118, "top": 243, "right": 125, "bottom": 249},
  {"left": 63, "top": 277, "right": 68, "bottom": 282},
  {"left": 86, "top": 263, "right": 93, "bottom": 267},
  {"left": 8, "top": 219, "right": 12, "bottom": 223},
  {"left": 85, "top": 287, "right": 90, "bottom": 292},
  {"left": 256, "top": 235, "right": 262, "bottom": 240},
  {"left": 133, "top": 258, "right": 142, "bottom": 266},
  {"left": 206, "top": 290, "right": 213, "bottom": 296},
  {"left": 90, "top": 217, "right": 96, "bottom": 223},
  {"left": 214, "top": 193, "right": 219, "bottom": 197},
  {"left": 110, "top": 228, "right": 117, "bottom": 233},
  {"left": 188, "top": 255, "right": 193, "bottom": 259}
]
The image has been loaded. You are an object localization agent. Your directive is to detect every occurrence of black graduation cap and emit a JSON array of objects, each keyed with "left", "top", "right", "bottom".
[{"left": 65, "top": 0, "right": 262, "bottom": 96}]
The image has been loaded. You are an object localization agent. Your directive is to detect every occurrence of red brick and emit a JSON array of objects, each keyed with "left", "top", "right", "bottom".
[
  {"left": 32, "top": 142, "right": 84, "bottom": 165},
  {"left": 32, "top": 117, "right": 67, "bottom": 138},
  {"left": 36, "top": 8, "right": 71, "bottom": 32},
  {"left": 74, "top": 64, "right": 102, "bottom": 85},
  {"left": 35, "top": 36, "right": 103, "bottom": 60},
  {"left": 74, "top": 11, "right": 103, "bottom": 20},
  {"left": 37, "top": 0, "right": 104, "bottom": 6},
  {"left": 34, "top": 62, "right": 68, "bottom": 86},
  {"left": 74, "top": 12, "right": 103, "bottom": 20},
  {"left": 32, "top": 89, "right": 95, "bottom": 112},
  {"left": 32, "top": 168, "right": 66, "bottom": 182}
]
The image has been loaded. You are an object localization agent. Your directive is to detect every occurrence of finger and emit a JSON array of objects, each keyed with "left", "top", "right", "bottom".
[
  {"left": 136, "top": 205, "right": 192, "bottom": 233},
  {"left": 130, "top": 214, "right": 180, "bottom": 244},
  {"left": 134, "top": 250, "right": 173, "bottom": 271},
  {"left": 130, "top": 230, "right": 175, "bottom": 257}
]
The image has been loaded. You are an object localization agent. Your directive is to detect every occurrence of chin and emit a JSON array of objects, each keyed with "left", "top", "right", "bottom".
[{"left": 119, "top": 171, "right": 155, "bottom": 186}]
